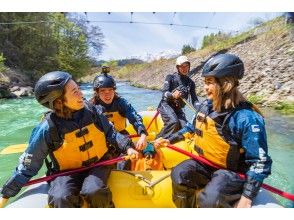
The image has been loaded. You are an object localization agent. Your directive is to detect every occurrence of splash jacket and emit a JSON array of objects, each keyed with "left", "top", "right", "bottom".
[
  {"left": 92, "top": 96, "right": 147, "bottom": 135},
  {"left": 161, "top": 72, "right": 198, "bottom": 109},
  {"left": 169, "top": 99, "right": 272, "bottom": 200},
  {"left": 1, "top": 102, "right": 133, "bottom": 198}
]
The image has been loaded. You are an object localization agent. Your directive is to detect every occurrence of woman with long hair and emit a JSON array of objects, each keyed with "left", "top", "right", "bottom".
[
  {"left": 155, "top": 54, "right": 272, "bottom": 208},
  {"left": 0, "top": 71, "right": 138, "bottom": 207}
]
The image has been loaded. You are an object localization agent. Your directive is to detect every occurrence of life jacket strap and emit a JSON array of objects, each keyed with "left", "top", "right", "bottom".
[
  {"left": 194, "top": 145, "right": 204, "bottom": 155},
  {"left": 82, "top": 156, "right": 98, "bottom": 167}
]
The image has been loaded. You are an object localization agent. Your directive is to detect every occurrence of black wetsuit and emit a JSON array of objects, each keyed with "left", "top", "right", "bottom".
[{"left": 156, "top": 72, "right": 198, "bottom": 139}]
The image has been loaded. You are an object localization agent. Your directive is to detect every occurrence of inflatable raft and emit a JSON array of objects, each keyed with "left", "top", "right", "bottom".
[{"left": 6, "top": 110, "right": 283, "bottom": 208}]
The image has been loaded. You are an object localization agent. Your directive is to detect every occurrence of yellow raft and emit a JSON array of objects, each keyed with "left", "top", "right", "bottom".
[{"left": 6, "top": 110, "right": 282, "bottom": 208}]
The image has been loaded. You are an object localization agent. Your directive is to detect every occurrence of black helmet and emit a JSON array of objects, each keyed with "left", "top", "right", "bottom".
[
  {"left": 101, "top": 65, "right": 110, "bottom": 74},
  {"left": 202, "top": 54, "right": 244, "bottom": 79},
  {"left": 93, "top": 73, "right": 116, "bottom": 90},
  {"left": 34, "top": 71, "right": 72, "bottom": 109}
]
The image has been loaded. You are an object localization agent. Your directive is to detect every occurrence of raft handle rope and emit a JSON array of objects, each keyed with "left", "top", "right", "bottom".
[
  {"left": 0, "top": 155, "right": 132, "bottom": 208},
  {"left": 117, "top": 170, "right": 170, "bottom": 189},
  {"left": 165, "top": 144, "right": 294, "bottom": 202}
]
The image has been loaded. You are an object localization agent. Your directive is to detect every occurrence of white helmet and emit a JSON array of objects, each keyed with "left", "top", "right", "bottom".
[{"left": 176, "top": 55, "right": 190, "bottom": 66}]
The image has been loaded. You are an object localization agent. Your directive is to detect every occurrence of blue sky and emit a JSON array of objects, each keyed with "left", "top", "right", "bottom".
[{"left": 85, "top": 12, "right": 282, "bottom": 61}]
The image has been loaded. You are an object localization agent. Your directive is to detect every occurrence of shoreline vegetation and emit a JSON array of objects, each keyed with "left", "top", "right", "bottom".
[{"left": 1, "top": 16, "right": 293, "bottom": 114}]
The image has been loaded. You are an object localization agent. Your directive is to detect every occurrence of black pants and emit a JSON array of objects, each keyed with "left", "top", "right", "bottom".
[
  {"left": 156, "top": 100, "right": 187, "bottom": 139},
  {"left": 48, "top": 165, "right": 115, "bottom": 208},
  {"left": 171, "top": 159, "right": 245, "bottom": 208}
]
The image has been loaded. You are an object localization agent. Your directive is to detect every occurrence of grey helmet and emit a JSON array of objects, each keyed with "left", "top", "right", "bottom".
[
  {"left": 34, "top": 71, "right": 72, "bottom": 109},
  {"left": 202, "top": 54, "right": 244, "bottom": 79},
  {"left": 93, "top": 73, "right": 116, "bottom": 90}
]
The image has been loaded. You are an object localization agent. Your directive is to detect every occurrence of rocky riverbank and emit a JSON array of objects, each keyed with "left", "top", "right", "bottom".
[{"left": 0, "top": 69, "right": 33, "bottom": 99}]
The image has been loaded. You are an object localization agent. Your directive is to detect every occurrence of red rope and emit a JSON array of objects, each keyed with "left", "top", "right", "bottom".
[
  {"left": 166, "top": 144, "right": 294, "bottom": 202},
  {"left": 128, "top": 110, "right": 160, "bottom": 139},
  {"left": 146, "top": 110, "right": 160, "bottom": 131},
  {"left": 24, "top": 156, "right": 126, "bottom": 187}
]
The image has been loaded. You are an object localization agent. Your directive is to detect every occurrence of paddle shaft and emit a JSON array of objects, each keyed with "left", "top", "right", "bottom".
[
  {"left": 166, "top": 144, "right": 294, "bottom": 202},
  {"left": 180, "top": 97, "right": 197, "bottom": 114}
]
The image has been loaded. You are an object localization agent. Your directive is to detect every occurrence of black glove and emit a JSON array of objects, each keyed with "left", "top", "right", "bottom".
[
  {"left": 1, "top": 178, "right": 23, "bottom": 198},
  {"left": 242, "top": 176, "right": 262, "bottom": 200},
  {"left": 174, "top": 85, "right": 188, "bottom": 98}
]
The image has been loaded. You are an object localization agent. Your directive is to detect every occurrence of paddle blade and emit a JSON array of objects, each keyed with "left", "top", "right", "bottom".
[
  {"left": 0, "top": 144, "right": 27, "bottom": 155},
  {"left": 0, "top": 198, "right": 8, "bottom": 208}
]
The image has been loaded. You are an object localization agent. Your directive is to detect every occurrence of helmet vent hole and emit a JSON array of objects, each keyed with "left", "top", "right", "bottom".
[
  {"left": 209, "top": 64, "right": 218, "bottom": 71},
  {"left": 50, "top": 80, "right": 62, "bottom": 86}
]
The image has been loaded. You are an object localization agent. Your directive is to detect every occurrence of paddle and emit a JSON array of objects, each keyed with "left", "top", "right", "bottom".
[
  {"left": 0, "top": 154, "right": 133, "bottom": 208},
  {"left": 164, "top": 143, "right": 294, "bottom": 202},
  {"left": 0, "top": 110, "right": 160, "bottom": 155},
  {"left": 180, "top": 97, "right": 197, "bottom": 114},
  {"left": 0, "top": 144, "right": 28, "bottom": 155}
]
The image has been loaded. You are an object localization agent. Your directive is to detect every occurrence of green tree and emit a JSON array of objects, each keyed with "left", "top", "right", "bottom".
[
  {"left": 201, "top": 31, "right": 231, "bottom": 49},
  {"left": 181, "top": 44, "right": 196, "bottom": 55},
  {"left": 0, "top": 13, "right": 105, "bottom": 80}
]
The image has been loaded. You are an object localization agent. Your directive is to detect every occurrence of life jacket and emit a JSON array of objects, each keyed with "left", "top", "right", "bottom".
[
  {"left": 104, "top": 111, "right": 127, "bottom": 132},
  {"left": 45, "top": 103, "right": 109, "bottom": 172},
  {"left": 194, "top": 101, "right": 255, "bottom": 172}
]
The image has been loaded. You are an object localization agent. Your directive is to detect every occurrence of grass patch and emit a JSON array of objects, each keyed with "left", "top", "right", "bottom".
[
  {"left": 274, "top": 102, "right": 294, "bottom": 114},
  {"left": 113, "top": 63, "right": 149, "bottom": 79},
  {"left": 247, "top": 94, "right": 264, "bottom": 104}
]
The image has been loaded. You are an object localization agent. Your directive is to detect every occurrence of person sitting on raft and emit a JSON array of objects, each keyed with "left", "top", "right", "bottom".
[
  {"left": 0, "top": 71, "right": 138, "bottom": 208},
  {"left": 90, "top": 71, "right": 147, "bottom": 170},
  {"left": 155, "top": 54, "right": 272, "bottom": 208}
]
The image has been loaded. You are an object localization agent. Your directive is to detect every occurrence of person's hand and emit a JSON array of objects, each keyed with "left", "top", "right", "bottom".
[
  {"left": 172, "top": 90, "right": 182, "bottom": 99},
  {"left": 135, "top": 134, "right": 147, "bottom": 151},
  {"left": 127, "top": 148, "right": 139, "bottom": 160},
  {"left": 154, "top": 138, "right": 170, "bottom": 149},
  {"left": 234, "top": 196, "right": 252, "bottom": 208}
]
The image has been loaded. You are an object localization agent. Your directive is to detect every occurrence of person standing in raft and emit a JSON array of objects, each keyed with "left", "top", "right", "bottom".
[
  {"left": 155, "top": 54, "right": 272, "bottom": 208},
  {"left": 90, "top": 71, "right": 147, "bottom": 170},
  {"left": 0, "top": 71, "right": 138, "bottom": 208},
  {"left": 156, "top": 55, "right": 199, "bottom": 139}
]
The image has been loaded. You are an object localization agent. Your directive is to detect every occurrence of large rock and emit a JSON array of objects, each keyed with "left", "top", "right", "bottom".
[
  {"left": 0, "top": 84, "right": 17, "bottom": 99},
  {"left": 10, "top": 86, "right": 34, "bottom": 97}
]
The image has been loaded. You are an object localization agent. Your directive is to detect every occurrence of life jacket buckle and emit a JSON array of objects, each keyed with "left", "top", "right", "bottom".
[
  {"left": 79, "top": 141, "right": 93, "bottom": 152},
  {"left": 82, "top": 156, "right": 98, "bottom": 167},
  {"left": 76, "top": 127, "right": 89, "bottom": 138},
  {"left": 195, "top": 128, "right": 203, "bottom": 137}
]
